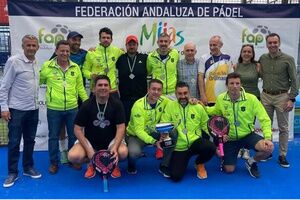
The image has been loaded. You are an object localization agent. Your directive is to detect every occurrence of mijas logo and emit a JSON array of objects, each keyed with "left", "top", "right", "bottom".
[
  {"left": 241, "top": 25, "right": 272, "bottom": 47},
  {"left": 38, "top": 24, "right": 70, "bottom": 48},
  {"left": 140, "top": 21, "right": 184, "bottom": 47}
]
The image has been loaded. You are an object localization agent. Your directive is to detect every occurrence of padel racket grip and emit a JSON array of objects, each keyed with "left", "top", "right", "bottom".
[
  {"left": 103, "top": 175, "right": 108, "bottom": 192},
  {"left": 218, "top": 143, "right": 224, "bottom": 157}
]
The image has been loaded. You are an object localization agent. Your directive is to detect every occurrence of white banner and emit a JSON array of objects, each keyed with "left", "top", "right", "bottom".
[{"left": 7, "top": 1, "right": 300, "bottom": 150}]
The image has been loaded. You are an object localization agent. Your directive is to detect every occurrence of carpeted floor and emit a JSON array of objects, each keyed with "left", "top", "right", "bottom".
[{"left": 1, "top": 138, "right": 300, "bottom": 199}]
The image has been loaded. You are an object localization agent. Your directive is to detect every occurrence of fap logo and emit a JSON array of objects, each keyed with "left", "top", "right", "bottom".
[
  {"left": 242, "top": 25, "right": 272, "bottom": 47},
  {"left": 38, "top": 24, "right": 70, "bottom": 48},
  {"left": 140, "top": 21, "right": 184, "bottom": 47}
]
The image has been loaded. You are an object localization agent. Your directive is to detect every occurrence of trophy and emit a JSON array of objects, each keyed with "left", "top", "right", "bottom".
[{"left": 155, "top": 123, "right": 174, "bottom": 148}]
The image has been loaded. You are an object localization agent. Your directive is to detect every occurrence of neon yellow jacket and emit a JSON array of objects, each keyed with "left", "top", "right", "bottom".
[
  {"left": 147, "top": 49, "right": 179, "bottom": 95},
  {"left": 40, "top": 58, "right": 88, "bottom": 111},
  {"left": 161, "top": 101, "right": 209, "bottom": 151},
  {"left": 206, "top": 88, "right": 272, "bottom": 140},
  {"left": 82, "top": 44, "right": 123, "bottom": 90},
  {"left": 126, "top": 95, "right": 170, "bottom": 144}
]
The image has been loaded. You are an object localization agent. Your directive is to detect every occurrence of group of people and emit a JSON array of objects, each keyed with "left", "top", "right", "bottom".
[{"left": 0, "top": 27, "right": 298, "bottom": 188}]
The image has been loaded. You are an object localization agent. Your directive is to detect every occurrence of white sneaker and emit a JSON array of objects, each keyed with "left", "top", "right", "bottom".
[{"left": 242, "top": 149, "right": 250, "bottom": 160}]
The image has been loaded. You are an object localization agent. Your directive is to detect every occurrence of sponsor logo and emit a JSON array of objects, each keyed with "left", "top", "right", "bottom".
[
  {"left": 242, "top": 25, "right": 272, "bottom": 46},
  {"left": 140, "top": 21, "right": 184, "bottom": 47},
  {"left": 38, "top": 24, "right": 70, "bottom": 48}
]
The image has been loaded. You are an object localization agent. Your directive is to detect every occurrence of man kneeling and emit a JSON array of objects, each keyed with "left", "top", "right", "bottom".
[
  {"left": 207, "top": 72, "right": 274, "bottom": 178},
  {"left": 68, "top": 75, "right": 128, "bottom": 179}
]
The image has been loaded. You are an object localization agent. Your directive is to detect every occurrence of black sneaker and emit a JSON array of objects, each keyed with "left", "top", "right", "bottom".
[
  {"left": 127, "top": 166, "right": 137, "bottom": 175},
  {"left": 3, "top": 174, "right": 19, "bottom": 188},
  {"left": 278, "top": 155, "right": 290, "bottom": 168},
  {"left": 245, "top": 160, "right": 260, "bottom": 178},
  {"left": 260, "top": 154, "right": 273, "bottom": 162},
  {"left": 158, "top": 164, "right": 170, "bottom": 178},
  {"left": 23, "top": 167, "right": 42, "bottom": 179}
]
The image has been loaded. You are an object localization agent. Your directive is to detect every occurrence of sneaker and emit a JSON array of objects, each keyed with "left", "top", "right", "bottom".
[
  {"left": 158, "top": 164, "right": 170, "bottom": 178},
  {"left": 260, "top": 154, "right": 273, "bottom": 162},
  {"left": 242, "top": 149, "right": 250, "bottom": 160},
  {"left": 245, "top": 159, "right": 260, "bottom": 178},
  {"left": 155, "top": 148, "right": 163, "bottom": 160},
  {"left": 196, "top": 164, "right": 208, "bottom": 179},
  {"left": 23, "top": 167, "right": 42, "bottom": 179},
  {"left": 278, "top": 155, "right": 290, "bottom": 168},
  {"left": 69, "top": 162, "right": 82, "bottom": 170},
  {"left": 127, "top": 165, "right": 137, "bottom": 175},
  {"left": 48, "top": 164, "right": 59, "bottom": 174},
  {"left": 111, "top": 166, "right": 121, "bottom": 178},
  {"left": 60, "top": 150, "right": 69, "bottom": 164},
  {"left": 84, "top": 164, "right": 96, "bottom": 179},
  {"left": 237, "top": 149, "right": 242, "bottom": 158},
  {"left": 3, "top": 174, "right": 19, "bottom": 188}
]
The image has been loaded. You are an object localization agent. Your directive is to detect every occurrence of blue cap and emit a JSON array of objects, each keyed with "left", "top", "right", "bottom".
[{"left": 67, "top": 31, "right": 83, "bottom": 40}]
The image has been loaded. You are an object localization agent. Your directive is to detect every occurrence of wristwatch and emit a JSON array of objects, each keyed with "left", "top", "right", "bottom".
[{"left": 290, "top": 98, "right": 296, "bottom": 102}]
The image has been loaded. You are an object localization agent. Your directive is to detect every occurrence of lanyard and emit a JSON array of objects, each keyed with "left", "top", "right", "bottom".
[
  {"left": 102, "top": 47, "right": 109, "bottom": 75},
  {"left": 96, "top": 98, "right": 108, "bottom": 121},
  {"left": 178, "top": 104, "right": 188, "bottom": 134},
  {"left": 127, "top": 55, "right": 137, "bottom": 74}
]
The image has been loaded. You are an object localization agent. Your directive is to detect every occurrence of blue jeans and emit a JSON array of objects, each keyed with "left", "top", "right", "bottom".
[
  {"left": 47, "top": 108, "right": 77, "bottom": 165},
  {"left": 7, "top": 109, "right": 38, "bottom": 174}
]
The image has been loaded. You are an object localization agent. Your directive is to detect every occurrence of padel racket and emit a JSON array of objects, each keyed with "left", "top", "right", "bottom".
[
  {"left": 92, "top": 150, "right": 116, "bottom": 192},
  {"left": 208, "top": 116, "right": 230, "bottom": 171}
]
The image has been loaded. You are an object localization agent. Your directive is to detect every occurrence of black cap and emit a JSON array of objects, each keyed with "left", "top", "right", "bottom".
[{"left": 67, "top": 31, "right": 83, "bottom": 40}]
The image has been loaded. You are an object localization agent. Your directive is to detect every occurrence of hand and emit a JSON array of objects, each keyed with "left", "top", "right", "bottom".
[
  {"left": 155, "top": 140, "right": 163, "bottom": 151},
  {"left": 87, "top": 148, "right": 96, "bottom": 160},
  {"left": 263, "top": 139, "right": 274, "bottom": 153},
  {"left": 110, "top": 146, "right": 119, "bottom": 165},
  {"left": 189, "top": 98, "right": 199, "bottom": 105},
  {"left": 284, "top": 100, "right": 294, "bottom": 112},
  {"left": 160, "top": 133, "right": 169, "bottom": 140},
  {"left": 88, "top": 47, "right": 96, "bottom": 51},
  {"left": 1, "top": 111, "right": 11, "bottom": 122},
  {"left": 91, "top": 74, "right": 98, "bottom": 80},
  {"left": 200, "top": 96, "right": 208, "bottom": 106},
  {"left": 222, "top": 135, "right": 229, "bottom": 143}
]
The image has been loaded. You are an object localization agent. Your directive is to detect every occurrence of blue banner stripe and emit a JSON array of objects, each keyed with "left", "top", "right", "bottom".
[{"left": 8, "top": 0, "right": 300, "bottom": 18}]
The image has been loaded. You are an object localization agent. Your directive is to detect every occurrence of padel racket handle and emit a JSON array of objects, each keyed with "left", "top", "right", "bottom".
[
  {"left": 218, "top": 143, "right": 224, "bottom": 157},
  {"left": 103, "top": 175, "right": 108, "bottom": 192}
]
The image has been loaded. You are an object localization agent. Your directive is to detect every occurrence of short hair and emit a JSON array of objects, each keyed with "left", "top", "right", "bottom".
[
  {"left": 22, "top": 34, "right": 38, "bottom": 44},
  {"left": 238, "top": 44, "right": 256, "bottom": 63},
  {"left": 99, "top": 27, "right": 113, "bottom": 37},
  {"left": 55, "top": 40, "right": 69, "bottom": 50},
  {"left": 266, "top": 33, "right": 281, "bottom": 43},
  {"left": 210, "top": 35, "right": 223, "bottom": 46},
  {"left": 93, "top": 75, "right": 111, "bottom": 88},
  {"left": 148, "top": 79, "right": 163, "bottom": 88},
  {"left": 176, "top": 81, "right": 190, "bottom": 90},
  {"left": 158, "top": 32, "right": 170, "bottom": 40},
  {"left": 226, "top": 72, "right": 241, "bottom": 85}
]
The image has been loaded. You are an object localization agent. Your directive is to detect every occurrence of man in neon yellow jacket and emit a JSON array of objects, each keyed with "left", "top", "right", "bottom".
[
  {"left": 147, "top": 33, "right": 179, "bottom": 100},
  {"left": 161, "top": 81, "right": 216, "bottom": 182},
  {"left": 206, "top": 72, "right": 274, "bottom": 178},
  {"left": 82, "top": 27, "right": 123, "bottom": 98},
  {"left": 40, "top": 40, "right": 88, "bottom": 174},
  {"left": 126, "top": 79, "right": 177, "bottom": 177}
]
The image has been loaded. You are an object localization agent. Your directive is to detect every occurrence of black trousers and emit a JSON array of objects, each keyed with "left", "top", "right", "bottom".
[{"left": 169, "top": 137, "right": 216, "bottom": 182}]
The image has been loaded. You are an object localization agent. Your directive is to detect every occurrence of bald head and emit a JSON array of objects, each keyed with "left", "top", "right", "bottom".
[{"left": 183, "top": 42, "right": 197, "bottom": 63}]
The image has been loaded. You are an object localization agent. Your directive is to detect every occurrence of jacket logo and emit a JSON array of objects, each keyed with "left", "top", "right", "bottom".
[
  {"left": 241, "top": 106, "right": 246, "bottom": 112},
  {"left": 191, "top": 114, "right": 195, "bottom": 119},
  {"left": 112, "top": 57, "right": 115, "bottom": 61},
  {"left": 171, "top": 58, "right": 174, "bottom": 62},
  {"left": 159, "top": 107, "right": 162, "bottom": 112},
  {"left": 71, "top": 71, "right": 75, "bottom": 76},
  {"left": 224, "top": 105, "right": 228, "bottom": 110},
  {"left": 134, "top": 114, "right": 141, "bottom": 118}
]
